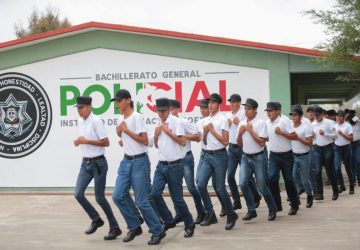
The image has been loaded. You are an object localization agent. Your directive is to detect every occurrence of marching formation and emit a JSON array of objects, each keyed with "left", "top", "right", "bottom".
[{"left": 72, "top": 90, "right": 360, "bottom": 245}]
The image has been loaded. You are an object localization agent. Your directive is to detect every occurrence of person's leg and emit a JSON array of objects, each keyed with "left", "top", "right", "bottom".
[
  {"left": 313, "top": 148, "right": 324, "bottom": 196},
  {"left": 354, "top": 143, "right": 360, "bottom": 183},
  {"left": 167, "top": 163, "right": 194, "bottom": 228},
  {"left": 112, "top": 159, "right": 139, "bottom": 230},
  {"left": 267, "top": 154, "right": 282, "bottom": 210},
  {"left": 239, "top": 155, "right": 255, "bottom": 210},
  {"left": 323, "top": 146, "right": 339, "bottom": 196},
  {"left": 252, "top": 154, "right": 277, "bottom": 212},
  {"left": 131, "top": 156, "right": 163, "bottom": 236},
  {"left": 334, "top": 146, "right": 345, "bottom": 188},
  {"left": 343, "top": 145, "right": 354, "bottom": 187},
  {"left": 197, "top": 154, "right": 215, "bottom": 214},
  {"left": 279, "top": 153, "right": 298, "bottom": 209},
  {"left": 182, "top": 153, "right": 206, "bottom": 216},
  {"left": 227, "top": 146, "right": 242, "bottom": 205},
  {"left": 298, "top": 155, "right": 313, "bottom": 196},
  {"left": 292, "top": 157, "right": 300, "bottom": 194},
  {"left": 211, "top": 151, "right": 235, "bottom": 216},
  {"left": 74, "top": 161, "right": 99, "bottom": 221},
  {"left": 308, "top": 148, "right": 318, "bottom": 195},
  {"left": 93, "top": 158, "right": 119, "bottom": 229},
  {"left": 150, "top": 163, "right": 174, "bottom": 224}
]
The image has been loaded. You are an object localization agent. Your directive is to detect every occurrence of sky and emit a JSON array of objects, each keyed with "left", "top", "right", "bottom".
[{"left": 0, "top": 0, "right": 335, "bottom": 48}]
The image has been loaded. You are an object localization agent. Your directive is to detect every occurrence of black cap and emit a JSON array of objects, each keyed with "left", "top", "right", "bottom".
[
  {"left": 264, "top": 102, "right": 279, "bottom": 111},
  {"left": 274, "top": 102, "right": 282, "bottom": 110},
  {"left": 349, "top": 110, "right": 356, "bottom": 115},
  {"left": 337, "top": 110, "right": 345, "bottom": 117},
  {"left": 242, "top": 98, "right": 258, "bottom": 109},
  {"left": 289, "top": 106, "right": 303, "bottom": 116},
  {"left": 227, "top": 94, "right": 241, "bottom": 102},
  {"left": 74, "top": 96, "right": 92, "bottom": 107},
  {"left": 313, "top": 106, "right": 323, "bottom": 115},
  {"left": 169, "top": 99, "right": 181, "bottom": 108},
  {"left": 155, "top": 98, "right": 170, "bottom": 111},
  {"left": 327, "top": 109, "right": 336, "bottom": 116},
  {"left": 207, "top": 93, "right": 222, "bottom": 104},
  {"left": 198, "top": 99, "right": 209, "bottom": 107},
  {"left": 111, "top": 89, "right": 131, "bottom": 102}
]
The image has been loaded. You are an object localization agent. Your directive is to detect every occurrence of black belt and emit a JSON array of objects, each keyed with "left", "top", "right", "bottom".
[
  {"left": 159, "top": 159, "right": 182, "bottom": 165},
  {"left": 229, "top": 143, "right": 239, "bottom": 148},
  {"left": 314, "top": 143, "right": 333, "bottom": 149},
  {"left": 186, "top": 151, "right": 192, "bottom": 156},
  {"left": 124, "top": 153, "right": 146, "bottom": 160},
  {"left": 203, "top": 148, "right": 226, "bottom": 155},
  {"left": 83, "top": 155, "right": 105, "bottom": 162},
  {"left": 270, "top": 150, "right": 292, "bottom": 155},
  {"left": 293, "top": 152, "right": 309, "bottom": 156},
  {"left": 243, "top": 150, "right": 264, "bottom": 158}
]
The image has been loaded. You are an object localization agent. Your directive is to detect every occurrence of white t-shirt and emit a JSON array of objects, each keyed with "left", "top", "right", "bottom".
[
  {"left": 196, "top": 117, "right": 208, "bottom": 150},
  {"left": 291, "top": 123, "right": 312, "bottom": 154},
  {"left": 78, "top": 113, "right": 107, "bottom": 158},
  {"left": 118, "top": 112, "right": 147, "bottom": 156},
  {"left": 156, "top": 113, "right": 186, "bottom": 161},
  {"left": 226, "top": 109, "right": 246, "bottom": 144},
  {"left": 301, "top": 117, "right": 312, "bottom": 127},
  {"left": 203, "top": 111, "right": 229, "bottom": 150},
  {"left": 312, "top": 118, "right": 336, "bottom": 146},
  {"left": 239, "top": 116, "right": 267, "bottom": 154},
  {"left": 180, "top": 117, "right": 198, "bottom": 153},
  {"left": 266, "top": 116, "right": 294, "bottom": 153},
  {"left": 351, "top": 120, "right": 360, "bottom": 142},
  {"left": 334, "top": 122, "right": 353, "bottom": 146}
]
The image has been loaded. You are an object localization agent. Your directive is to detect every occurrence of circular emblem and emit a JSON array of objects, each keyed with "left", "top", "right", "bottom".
[{"left": 0, "top": 72, "right": 52, "bottom": 158}]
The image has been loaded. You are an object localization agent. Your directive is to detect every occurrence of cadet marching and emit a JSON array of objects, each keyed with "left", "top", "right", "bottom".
[{"left": 72, "top": 91, "right": 360, "bottom": 245}]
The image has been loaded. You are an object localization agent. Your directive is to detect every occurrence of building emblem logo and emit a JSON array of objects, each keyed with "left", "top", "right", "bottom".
[{"left": 0, "top": 73, "right": 52, "bottom": 158}]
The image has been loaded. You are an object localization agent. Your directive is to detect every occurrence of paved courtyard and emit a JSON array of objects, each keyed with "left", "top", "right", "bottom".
[{"left": 0, "top": 187, "right": 359, "bottom": 250}]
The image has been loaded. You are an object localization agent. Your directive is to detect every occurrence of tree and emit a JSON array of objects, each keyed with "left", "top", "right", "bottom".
[
  {"left": 304, "top": 0, "right": 360, "bottom": 82},
  {"left": 14, "top": 6, "right": 71, "bottom": 38}
]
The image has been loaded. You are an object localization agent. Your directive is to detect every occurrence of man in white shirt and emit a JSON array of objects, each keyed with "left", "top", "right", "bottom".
[
  {"left": 265, "top": 102, "right": 300, "bottom": 215},
  {"left": 73, "top": 96, "right": 121, "bottom": 240},
  {"left": 237, "top": 98, "right": 277, "bottom": 221},
  {"left": 311, "top": 106, "right": 339, "bottom": 201},
  {"left": 348, "top": 110, "right": 360, "bottom": 186},
  {"left": 150, "top": 98, "right": 195, "bottom": 238},
  {"left": 111, "top": 90, "right": 165, "bottom": 245},
  {"left": 225, "top": 94, "right": 262, "bottom": 215},
  {"left": 197, "top": 93, "right": 238, "bottom": 230},
  {"left": 168, "top": 99, "right": 206, "bottom": 225},
  {"left": 290, "top": 106, "right": 314, "bottom": 208},
  {"left": 334, "top": 110, "right": 354, "bottom": 194}
]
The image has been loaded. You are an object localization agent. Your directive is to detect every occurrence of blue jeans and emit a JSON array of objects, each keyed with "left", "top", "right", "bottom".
[
  {"left": 351, "top": 141, "right": 360, "bottom": 182},
  {"left": 197, "top": 150, "right": 235, "bottom": 216},
  {"left": 150, "top": 161, "right": 194, "bottom": 228},
  {"left": 228, "top": 145, "right": 262, "bottom": 203},
  {"left": 268, "top": 151, "right": 299, "bottom": 209},
  {"left": 175, "top": 152, "right": 205, "bottom": 216},
  {"left": 74, "top": 158, "right": 119, "bottom": 229},
  {"left": 334, "top": 145, "right": 354, "bottom": 187},
  {"left": 112, "top": 154, "right": 163, "bottom": 236},
  {"left": 313, "top": 144, "right": 339, "bottom": 195},
  {"left": 308, "top": 148, "right": 318, "bottom": 194},
  {"left": 292, "top": 154, "right": 313, "bottom": 196},
  {"left": 240, "top": 153, "right": 277, "bottom": 211}
]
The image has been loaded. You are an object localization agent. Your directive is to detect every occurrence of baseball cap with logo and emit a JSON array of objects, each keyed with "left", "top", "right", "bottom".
[
  {"left": 242, "top": 98, "right": 258, "bottom": 109},
  {"left": 74, "top": 96, "right": 92, "bottom": 107},
  {"left": 207, "top": 93, "right": 223, "bottom": 104},
  {"left": 227, "top": 94, "right": 241, "bottom": 102},
  {"left": 111, "top": 89, "right": 131, "bottom": 102}
]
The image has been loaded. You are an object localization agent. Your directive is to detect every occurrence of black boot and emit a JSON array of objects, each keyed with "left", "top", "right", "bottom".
[
  {"left": 148, "top": 231, "right": 166, "bottom": 245},
  {"left": 242, "top": 210, "right": 257, "bottom": 221},
  {"left": 200, "top": 212, "right": 218, "bottom": 226},
  {"left": 349, "top": 185, "right": 355, "bottom": 195},
  {"left": 233, "top": 201, "right": 242, "bottom": 210},
  {"left": 306, "top": 195, "right": 313, "bottom": 208},
  {"left": 123, "top": 226, "right": 142, "bottom": 242},
  {"left": 184, "top": 224, "right": 195, "bottom": 238},
  {"left": 219, "top": 208, "right": 227, "bottom": 217},
  {"left": 104, "top": 227, "right": 122, "bottom": 240},
  {"left": 332, "top": 192, "right": 339, "bottom": 200},
  {"left": 194, "top": 212, "right": 207, "bottom": 224},
  {"left": 268, "top": 210, "right": 277, "bottom": 221},
  {"left": 225, "top": 213, "right": 238, "bottom": 230},
  {"left": 254, "top": 196, "right": 262, "bottom": 208},
  {"left": 164, "top": 221, "right": 176, "bottom": 231},
  {"left": 315, "top": 193, "right": 324, "bottom": 200},
  {"left": 288, "top": 206, "right": 299, "bottom": 216},
  {"left": 174, "top": 215, "right": 184, "bottom": 224},
  {"left": 85, "top": 218, "right": 104, "bottom": 234}
]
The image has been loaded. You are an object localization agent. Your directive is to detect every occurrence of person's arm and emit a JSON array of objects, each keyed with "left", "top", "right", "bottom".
[
  {"left": 161, "top": 123, "right": 186, "bottom": 146},
  {"left": 247, "top": 122, "right": 267, "bottom": 146},
  {"left": 75, "top": 136, "right": 109, "bottom": 147},
  {"left": 184, "top": 122, "right": 200, "bottom": 142},
  {"left": 207, "top": 123, "right": 229, "bottom": 146},
  {"left": 236, "top": 125, "right": 246, "bottom": 146},
  {"left": 338, "top": 130, "right": 353, "bottom": 142},
  {"left": 298, "top": 136, "right": 313, "bottom": 146}
]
